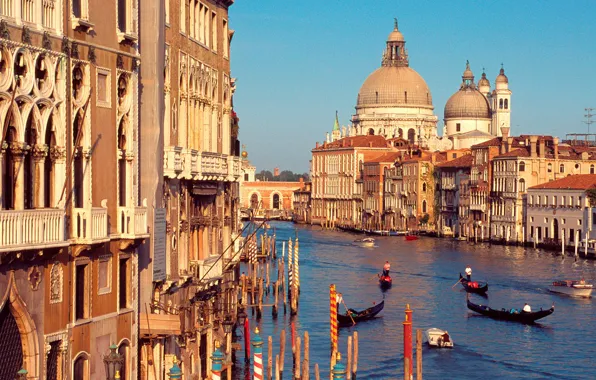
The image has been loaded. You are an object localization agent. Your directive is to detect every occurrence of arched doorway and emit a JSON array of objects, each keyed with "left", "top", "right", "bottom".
[
  {"left": 250, "top": 193, "right": 259, "bottom": 209},
  {"left": 552, "top": 219, "right": 559, "bottom": 241},
  {"left": 272, "top": 193, "right": 280, "bottom": 209},
  {"left": 0, "top": 305, "right": 23, "bottom": 378}
]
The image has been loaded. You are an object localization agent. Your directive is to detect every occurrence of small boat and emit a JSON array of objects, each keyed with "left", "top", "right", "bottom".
[
  {"left": 459, "top": 274, "right": 488, "bottom": 294},
  {"left": 467, "top": 298, "right": 554, "bottom": 324},
  {"left": 353, "top": 237, "right": 375, "bottom": 247},
  {"left": 337, "top": 300, "right": 384, "bottom": 326},
  {"left": 425, "top": 328, "right": 454, "bottom": 348},
  {"left": 455, "top": 236, "right": 467, "bottom": 241},
  {"left": 379, "top": 275, "right": 392, "bottom": 289},
  {"left": 548, "top": 280, "right": 593, "bottom": 298},
  {"left": 405, "top": 234, "right": 419, "bottom": 241}
]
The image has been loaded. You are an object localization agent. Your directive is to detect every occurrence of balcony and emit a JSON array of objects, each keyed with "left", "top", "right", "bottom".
[
  {"left": 227, "top": 155, "right": 242, "bottom": 182},
  {"left": 469, "top": 204, "right": 486, "bottom": 212},
  {"left": 71, "top": 203, "right": 109, "bottom": 244},
  {"left": 191, "top": 255, "right": 223, "bottom": 283},
  {"left": 491, "top": 215, "right": 515, "bottom": 223},
  {"left": 503, "top": 192, "right": 518, "bottom": 199},
  {"left": 164, "top": 146, "right": 183, "bottom": 179},
  {"left": 117, "top": 199, "right": 150, "bottom": 239},
  {"left": 0, "top": 209, "right": 68, "bottom": 253},
  {"left": 442, "top": 183, "right": 456, "bottom": 190},
  {"left": 199, "top": 152, "right": 228, "bottom": 181}
]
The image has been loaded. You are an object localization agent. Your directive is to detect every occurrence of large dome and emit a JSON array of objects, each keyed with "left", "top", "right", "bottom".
[
  {"left": 357, "top": 66, "right": 433, "bottom": 108},
  {"left": 444, "top": 88, "right": 490, "bottom": 119}
]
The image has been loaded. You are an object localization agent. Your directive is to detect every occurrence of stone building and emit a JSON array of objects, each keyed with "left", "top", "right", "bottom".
[
  {"left": 0, "top": 0, "right": 145, "bottom": 378},
  {"left": 138, "top": 0, "right": 241, "bottom": 379},
  {"left": 292, "top": 181, "right": 311, "bottom": 224},
  {"left": 362, "top": 152, "right": 400, "bottom": 230},
  {"left": 435, "top": 154, "right": 473, "bottom": 236},
  {"left": 240, "top": 180, "right": 302, "bottom": 218}
]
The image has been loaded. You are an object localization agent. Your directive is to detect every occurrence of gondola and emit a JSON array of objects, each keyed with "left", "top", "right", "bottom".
[
  {"left": 466, "top": 298, "right": 554, "bottom": 324},
  {"left": 459, "top": 273, "right": 488, "bottom": 294},
  {"left": 337, "top": 300, "right": 385, "bottom": 326},
  {"left": 379, "top": 275, "right": 392, "bottom": 289}
]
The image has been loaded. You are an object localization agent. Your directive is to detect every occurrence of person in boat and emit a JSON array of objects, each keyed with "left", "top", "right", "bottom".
[
  {"left": 465, "top": 265, "right": 472, "bottom": 281},
  {"left": 336, "top": 292, "right": 343, "bottom": 313},
  {"left": 579, "top": 278, "right": 586, "bottom": 285},
  {"left": 441, "top": 331, "right": 451, "bottom": 345},
  {"left": 522, "top": 303, "right": 532, "bottom": 313},
  {"left": 382, "top": 261, "right": 391, "bottom": 277}
]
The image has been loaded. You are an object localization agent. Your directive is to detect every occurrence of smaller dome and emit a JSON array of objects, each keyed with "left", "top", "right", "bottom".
[
  {"left": 462, "top": 61, "right": 474, "bottom": 80},
  {"left": 388, "top": 18, "right": 404, "bottom": 42},
  {"left": 478, "top": 72, "right": 490, "bottom": 88},
  {"left": 444, "top": 88, "right": 491, "bottom": 120},
  {"left": 496, "top": 67, "right": 508, "bottom": 84}
]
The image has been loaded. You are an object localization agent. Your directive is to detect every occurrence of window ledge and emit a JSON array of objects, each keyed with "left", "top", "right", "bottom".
[
  {"left": 73, "top": 318, "right": 92, "bottom": 327},
  {"left": 72, "top": 17, "right": 94, "bottom": 33},
  {"left": 118, "top": 31, "right": 138, "bottom": 44},
  {"left": 119, "top": 307, "right": 134, "bottom": 315}
]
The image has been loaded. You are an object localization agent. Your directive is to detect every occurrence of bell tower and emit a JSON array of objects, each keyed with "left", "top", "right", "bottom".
[
  {"left": 382, "top": 18, "right": 409, "bottom": 68},
  {"left": 491, "top": 65, "right": 511, "bottom": 136}
]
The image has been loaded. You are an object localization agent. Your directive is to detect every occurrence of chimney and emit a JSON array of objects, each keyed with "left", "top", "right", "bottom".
[
  {"left": 315, "top": 142, "right": 320, "bottom": 148},
  {"left": 530, "top": 136, "right": 538, "bottom": 158},
  {"left": 501, "top": 138, "right": 506, "bottom": 155},
  {"left": 299, "top": 177, "right": 304, "bottom": 189},
  {"left": 539, "top": 138, "right": 546, "bottom": 158},
  {"left": 507, "top": 137, "right": 513, "bottom": 153},
  {"left": 500, "top": 126, "right": 510, "bottom": 140},
  {"left": 554, "top": 137, "right": 559, "bottom": 160}
]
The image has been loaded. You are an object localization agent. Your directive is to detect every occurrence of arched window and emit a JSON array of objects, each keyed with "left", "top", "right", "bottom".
[
  {"left": 368, "top": 128, "right": 374, "bottom": 136},
  {"left": 250, "top": 193, "right": 259, "bottom": 209},
  {"left": 422, "top": 182, "right": 427, "bottom": 192},
  {"left": 519, "top": 161, "right": 525, "bottom": 172},
  {"left": 560, "top": 164, "right": 565, "bottom": 173},
  {"left": 73, "top": 110, "right": 85, "bottom": 208},
  {"left": 591, "top": 164, "right": 594, "bottom": 174},
  {"left": 73, "top": 354, "right": 89, "bottom": 380},
  {"left": 407, "top": 128, "right": 416, "bottom": 144},
  {"left": 499, "top": 99, "right": 503, "bottom": 109},
  {"left": 547, "top": 163, "right": 552, "bottom": 173},
  {"left": 272, "top": 194, "right": 280, "bottom": 209},
  {"left": 504, "top": 99, "right": 509, "bottom": 109},
  {"left": 519, "top": 178, "right": 526, "bottom": 192},
  {"left": 118, "top": 343, "right": 130, "bottom": 380},
  {"left": 422, "top": 200, "right": 427, "bottom": 213}
]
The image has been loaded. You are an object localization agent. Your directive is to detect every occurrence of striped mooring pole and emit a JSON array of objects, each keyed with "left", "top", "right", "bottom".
[
  {"left": 211, "top": 340, "right": 225, "bottom": 380},
  {"left": 332, "top": 352, "right": 347, "bottom": 380},
  {"left": 252, "top": 327, "right": 264, "bottom": 380},
  {"left": 330, "top": 284, "right": 338, "bottom": 352}
]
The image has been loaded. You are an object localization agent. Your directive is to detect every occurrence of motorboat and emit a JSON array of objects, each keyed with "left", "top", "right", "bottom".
[
  {"left": 548, "top": 280, "right": 593, "bottom": 298},
  {"left": 353, "top": 237, "right": 375, "bottom": 247},
  {"left": 425, "top": 328, "right": 454, "bottom": 348}
]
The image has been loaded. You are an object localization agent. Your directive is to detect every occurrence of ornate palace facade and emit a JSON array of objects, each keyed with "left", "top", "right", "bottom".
[{"left": 0, "top": 0, "right": 145, "bottom": 379}]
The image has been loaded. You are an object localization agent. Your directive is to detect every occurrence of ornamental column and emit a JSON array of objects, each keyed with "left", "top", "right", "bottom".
[
  {"left": 50, "top": 147, "right": 66, "bottom": 208},
  {"left": 31, "top": 145, "right": 48, "bottom": 208},
  {"left": 10, "top": 142, "right": 28, "bottom": 210},
  {"left": 0, "top": 142, "right": 5, "bottom": 208}
]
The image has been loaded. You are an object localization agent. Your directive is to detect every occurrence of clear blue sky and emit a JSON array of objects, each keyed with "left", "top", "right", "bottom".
[{"left": 229, "top": 0, "right": 596, "bottom": 173}]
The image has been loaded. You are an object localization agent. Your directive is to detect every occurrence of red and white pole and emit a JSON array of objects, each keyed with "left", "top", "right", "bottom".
[
  {"left": 403, "top": 304, "right": 413, "bottom": 378},
  {"left": 252, "top": 327, "right": 264, "bottom": 380}
]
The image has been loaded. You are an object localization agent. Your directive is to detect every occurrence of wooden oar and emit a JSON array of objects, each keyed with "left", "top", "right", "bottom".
[
  {"left": 370, "top": 273, "right": 380, "bottom": 280},
  {"left": 341, "top": 299, "right": 357, "bottom": 326},
  {"left": 451, "top": 277, "right": 463, "bottom": 289}
]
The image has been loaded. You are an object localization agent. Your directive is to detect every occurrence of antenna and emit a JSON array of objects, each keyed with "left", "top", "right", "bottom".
[{"left": 584, "top": 108, "right": 595, "bottom": 133}]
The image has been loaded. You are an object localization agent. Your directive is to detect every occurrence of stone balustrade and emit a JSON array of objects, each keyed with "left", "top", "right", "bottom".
[
  {"left": 192, "top": 255, "right": 223, "bottom": 282},
  {"left": 164, "top": 146, "right": 183, "bottom": 179},
  {"left": 0, "top": 208, "right": 68, "bottom": 252},
  {"left": 72, "top": 204, "right": 109, "bottom": 243},
  {"left": 200, "top": 152, "right": 228, "bottom": 180},
  {"left": 117, "top": 199, "right": 150, "bottom": 239}
]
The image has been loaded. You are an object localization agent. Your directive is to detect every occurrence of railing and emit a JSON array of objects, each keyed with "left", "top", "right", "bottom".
[
  {"left": 469, "top": 204, "right": 486, "bottom": 212},
  {"left": 201, "top": 152, "right": 228, "bottom": 179},
  {"left": 0, "top": 209, "right": 68, "bottom": 252},
  {"left": 503, "top": 192, "right": 518, "bottom": 199},
  {"left": 164, "top": 146, "right": 183, "bottom": 178},
  {"left": 117, "top": 199, "right": 149, "bottom": 238},
  {"left": 227, "top": 156, "right": 242, "bottom": 181},
  {"left": 195, "top": 255, "right": 223, "bottom": 282},
  {"left": 72, "top": 205, "right": 108, "bottom": 243}
]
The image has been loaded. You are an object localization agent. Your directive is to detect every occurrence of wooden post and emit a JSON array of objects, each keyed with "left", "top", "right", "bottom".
[
  {"left": 268, "top": 336, "right": 273, "bottom": 380},
  {"left": 304, "top": 332, "right": 310, "bottom": 380},
  {"left": 416, "top": 329, "right": 422, "bottom": 380},
  {"left": 295, "top": 337, "right": 302, "bottom": 379},
  {"left": 315, "top": 364, "right": 320, "bottom": 380},
  {"left": 346, "top": 336, "right": 352, "bottom": 380},
  {"left": 257, "top": 277, "right": 263, "bottom": 320},
  {"left": 329, "top": 350, "right": 337, "bottom": 380},
  {"left": 280, "top": 330, "right": 286, "bottom": 375},
  {"left": 575, "top": 229, "right": 579, "bottom": 258},
  {"left": 266, "top": 262, "right": 271, "bottom": 295},
  {"left": 282, "top": 259, "right": 287, "bottom": 314},
  {"left": 562, "top": 229, "right": 565, "bottom": 256},
  {"left": 586, "top": 232, "right": 589, "bottom": 257},
  {"left": 403, "top": 304, "right": 413, "bottom": 376},
  {"left": 352, "top": 332, "right": 358, "bottom": 377},
  {"left": 275, "top": 355, "right": 281, "bottom": 380},
  {"left": 273, "top": 280, "right": 279, "bottom": 317},
  {"left": 404, "top": 357, "right": 410, "bottom": 380}
]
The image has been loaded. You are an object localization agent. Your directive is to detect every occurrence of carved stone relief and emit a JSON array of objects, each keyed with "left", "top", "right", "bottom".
[{"left": 49, "top": 263, "right": 63, "bottom": 303}]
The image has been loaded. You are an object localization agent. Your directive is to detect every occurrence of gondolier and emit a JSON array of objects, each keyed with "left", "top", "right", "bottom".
[
  {"left": 383, "top": 261, "right": 391, "bottom": 277},
  {"left": 465, "top": 265, "right": 472, "bottom": 281},
  {"left": 336, "top": 292, "right": 343, "bottom": 312},
  {"left": 523, "top": 303, "right": 532, "bottom": 312}
]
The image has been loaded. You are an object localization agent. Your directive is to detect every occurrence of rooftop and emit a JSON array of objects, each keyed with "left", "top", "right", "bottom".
[
  {"left": 529, "top": 175, "right": 596, "bottom": 190},
  {"left": 436, "top": 154, "right": 473, "bottom": 168},
  {"left": 313, "top": 135, "right": 388, "bottom": 150}
]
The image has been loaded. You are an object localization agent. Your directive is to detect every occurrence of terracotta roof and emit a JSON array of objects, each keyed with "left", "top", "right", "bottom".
[
  {"left": 494, "top": 147, "right": 530, "bottom": 158},
  {"left": 529, "top": 175, "right": 596, "bottom": 190},
  {"left": 471, "top": 137, "right": 501, "bottom": 148},
  {"left": 366, "top": 152, "right": 402, "bottom": 163},
  {"left": 436, "top": 154, "right": 473, "bottom": 168},
  {"left": 313, "top": 135, "right": 388, "bottom": 150}
]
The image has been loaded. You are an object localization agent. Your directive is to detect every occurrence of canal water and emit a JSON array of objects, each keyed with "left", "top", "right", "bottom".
[{"left": 234, "top": 221, "right": 596, "bottom": 379}]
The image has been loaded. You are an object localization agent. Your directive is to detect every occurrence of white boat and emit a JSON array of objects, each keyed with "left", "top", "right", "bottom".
[
  {"left": 353, "top": 237, "right": 375, "bottom": 247},
  {"left": 548, "top": 280, "right": 593, "bottom": 298},
  {"left": 425, "top": 328, "right": 454, "bottom": 348}
]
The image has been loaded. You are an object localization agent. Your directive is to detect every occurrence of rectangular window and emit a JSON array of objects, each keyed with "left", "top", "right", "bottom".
[
  {"left": 75, "top": 263, "right": 89, "bottom": 321},
  {"left": 96, "top": 68, "right": 111, "bottom": 108},
  {"left": 180, "top": 0, "right": 186, "bottom": 33},
  {"left": 456, "top": 123, "right": 461, "bottom": 132},
  {"left": 223, "top": 19, "right": 229, "bottom": 58},
  {"left": 212, "top": 11, "right": 217, "bottom": 51},
  {"left": 118, "top": 0, "right": 127, "bottom": 32},
  {"left": 119, "top": 257, "right": 130, "bottom": 309},
  {"left": 165, "top": 0, "right": 170, "bottom": 24},
  {"left": 593, "top": 212, "right": 596, "bottom": 225},
  {"left": 98, "top": 256, "right": 112, "bottom": 294},
  {"left": 72, "top": 0, "right": 89, "bottom": 20}
]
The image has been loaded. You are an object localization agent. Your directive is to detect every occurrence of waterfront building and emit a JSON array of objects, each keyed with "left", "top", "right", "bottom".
[
  {"left": 240, "top": 149, "right": 256, "bottom": 182},
  {"left": 491, "top": 136, "right": 596, "bottom": 243},
  {"left": 526, "top": 175, "right": 596, "bottom": 247},
  {"left": 362, "top": 152, "right": 401, "bottom": 230},
  {"left": 350, "top": 20, "right": 438, "bottom": 144},
  {"left": 311, "top": 134, "right": 395, "bottom": 228},
  {"left": 0, "top": 0, "right": 145, "bottom": 377},
  {"left": 444, "top": 62, "right": 512, "bottom": 149},
  {"left": 435, "top": 154, "right": 473, "bottom": 236},
  {"left": 293, "top": 181, "right": 312, "bottom": 224},
  {"left": 139, "top": 0, "right": 242, "bottom": 378},
  {"left": 240, "top": 180, "right": 303, "bottom": 219}
]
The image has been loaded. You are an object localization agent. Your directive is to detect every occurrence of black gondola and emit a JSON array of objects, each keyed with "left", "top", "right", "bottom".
[
  {"left": 337, "top": 300, "right": 384, "bottom": 326},
  {"left": 467, "top": 298, "right": 554, "bottom": 324},
  {"left": 459, "top": 273, "right": 488, "bottom": 294},
  {"left": 379, "top": 275, "right": 392, "bottom": 289}
]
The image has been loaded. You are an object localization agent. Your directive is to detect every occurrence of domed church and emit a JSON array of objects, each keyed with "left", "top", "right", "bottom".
[
  {"left": 350, "top": 19, "right": 439, "bottom": 144},
  {"left": 444, "top": 61, "right": 512, "bottom": 149}
]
